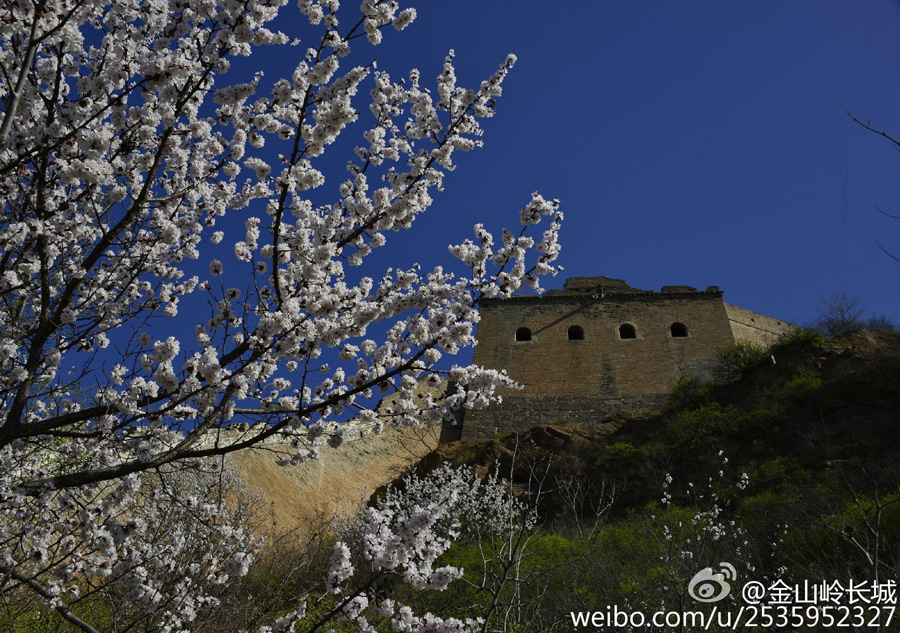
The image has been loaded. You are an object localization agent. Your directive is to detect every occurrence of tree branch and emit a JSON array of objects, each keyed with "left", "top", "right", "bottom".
[{"left": 0, "top": 565, "right": 100, "bottom": 633}]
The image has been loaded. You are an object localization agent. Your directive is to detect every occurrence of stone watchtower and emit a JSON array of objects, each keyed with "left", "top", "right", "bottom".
[{"left": 461, "top": 276, "right": 793, "bottom": 441}]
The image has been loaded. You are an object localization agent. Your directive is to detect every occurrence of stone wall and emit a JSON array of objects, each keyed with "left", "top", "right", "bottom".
[
  {"left": 472, "top": 281, "right": 735, "bottom": 400},
  {"left": 461, "top": 393, "right": 665, "bottom": 442},
  {"left": 461, "top": 276, "right": 793, "bottom": 441},
  {"left": 725, "top": 302, "right": 796, "bottom": 348}
]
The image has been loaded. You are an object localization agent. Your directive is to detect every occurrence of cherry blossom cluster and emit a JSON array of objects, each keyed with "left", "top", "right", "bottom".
[
  {"left": 320, "top": 463, "right": 526, "bottom": 632},
  {"left": 0, "top": 0, "right": 562, "bottom": 627},
  {"left": 640, "top": 454, "right": 785, "bottom": 615},
  {"left": 0, "top": 453, "right": 260, "bottom": 631}
]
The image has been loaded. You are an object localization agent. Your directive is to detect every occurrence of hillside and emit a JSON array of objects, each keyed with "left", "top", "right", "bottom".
[
  {"left": 360, "top": 329, "right": 900, "bottom": 631},
  {"left": 199, "top": 330, "right": 900, "bottom": 632},
  {"left": 231, "top": 328, "right": 900, "bottom": 538},
  {"left": 407, "top": 329, "right": 900, "bottom": 520}
]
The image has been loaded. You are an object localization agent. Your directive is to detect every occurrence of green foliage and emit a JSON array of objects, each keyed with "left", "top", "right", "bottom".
[
  {"left": 781, "top": 492, "right": 900, "bottom": 584},
  {"left": 773, "top": 327, "right": 827, "bottom": 350},
  {"left": 669, "top": 403, "right": 740, "bottom": 446},
  {"left": 668, "top": 367, "right": 824, "bottom": 448},
  {"left": 778, "top": 369, "right": 823, "bottom": 397},
  {"left": 519, "top": 445, "right": 551, "bottom": 462},
  {"left": 739, "top": 489, "right": 795, "bottom": 525},
  {"left": 604, "top": 441, "right": 638, "bottom": 463},
  {"left": 824, "top": 496, "right": 900, "bottom": 540},
  {"left": 756, "top": 456, "right": 803, "bottom": 484},
  {"left": 665, "top": 376, "right": 712, "bottom": 411},
  {"left": 521, "top": 533, "right": 582, "bottom": 567},
  {"left": 418, "top": 532, "right": 585, "bottom": 626},
  {"left": 746, "top": 369, "right": 822, "bottom": 425},
  {"left": 587, "top": 502, "right": 758, "bottom": 614},
  {"left": 0, "top": 591, "right": 116, "bottom": 633},
  {"left": 454, "top": 447, "right": 478, "bottom": 464},
  {"left": 716, "top": 341, "right": 768, "bottom": 379},
  {"left": 282, "top": 596, "right": 364, "bottom": 633},
  {"left": 750, "top": 457, "right": 807, "bottom": 490}
]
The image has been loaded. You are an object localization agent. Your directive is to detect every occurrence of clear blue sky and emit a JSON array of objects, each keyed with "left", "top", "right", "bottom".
[
  {"left": 368, "top": 1, "right": 900, "bottom": 325},
  {"left": 248, "top": 1, "right": 900, "bottom": 328}
]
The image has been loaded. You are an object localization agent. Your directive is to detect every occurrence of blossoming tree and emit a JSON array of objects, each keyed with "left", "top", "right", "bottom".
[{"left": 0, "top": 0, "right": 562, "bottom": 629}]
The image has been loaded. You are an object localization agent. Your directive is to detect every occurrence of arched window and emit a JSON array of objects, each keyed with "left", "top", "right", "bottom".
[
  {"left": 567, "top": 325, "right": 584, "bottom": 340},
  {"left": 671, "top": 322, "right": 688, "bottom": 338},
  {"left": 619, "top": 324, "right": 636, "bottom": 339},
  {"left": 515, "top": 327, "right": 532, "bottom": 342}
]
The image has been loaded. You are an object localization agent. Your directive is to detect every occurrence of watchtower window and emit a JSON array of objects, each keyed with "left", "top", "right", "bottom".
[
  {"left": 567, "top": 325, "right": 584, "bottom": 340},
  {"left": 619, "top": 324, "right": 636, "bottom": 339},
  {"left": 515, "top": 327, "right": 532, "bottom": 342},
  {"left": 671, "top": 322, "right": 689, "bottom": 338}
]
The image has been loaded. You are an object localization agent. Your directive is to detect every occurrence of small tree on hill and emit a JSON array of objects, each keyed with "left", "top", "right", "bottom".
[
  {"left": 814, "top": 291, "right": 866, "bottom": 337},
  {"left": 813, "top": 291, "right": 896, "bottom": 337},
  {"left": 0, "top": 1, "right": 562, "bottom": 629}
]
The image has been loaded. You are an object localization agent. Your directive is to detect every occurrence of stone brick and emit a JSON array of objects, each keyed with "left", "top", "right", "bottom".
[{"left": 461, "top": 276, "right": 793, "bottom": 440}]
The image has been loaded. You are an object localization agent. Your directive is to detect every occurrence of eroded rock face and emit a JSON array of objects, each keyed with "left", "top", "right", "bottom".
[{"left": 227, "top": 423, "right": 440, "bottom": 539}]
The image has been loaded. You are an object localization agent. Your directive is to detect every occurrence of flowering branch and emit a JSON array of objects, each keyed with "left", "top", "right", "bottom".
[{"left": 0, "top": 0, "right": 563, "bottom": 627}]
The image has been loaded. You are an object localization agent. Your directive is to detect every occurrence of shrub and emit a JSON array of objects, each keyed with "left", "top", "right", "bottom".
[
  {"left": 778, "top": 369, "right": 823, "bottom": 396},
  {"left": 813, "top": 291, "right": 866, "bottom": 337},
  {"left": 810, "top": 291, "right": 898, "bottom": 336},
  {"left": 864, "top": 314, "right": 898, "bottom": 332},
  {"left": 746, "top": 369, "right": 823, "bottom": 424},
  {"left": 665, "top": 376, "right": 712, "bottom": 411},
  {"left": 752, "top": 456, "right": 806, "bottom": 490},
  {"left": 605, "top": 441, "right": 638, "bottom": 462},
  {"left": 669, "top": 403, "right": 741, "bottom": 446},
  {"left": 773, "top": 327, "right": 827, "bottom": 350},
  {"left": 716, "top": 341, "right": 769, "bottom": 379}
]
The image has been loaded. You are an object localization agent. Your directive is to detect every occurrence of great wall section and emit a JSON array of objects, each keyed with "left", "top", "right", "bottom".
[
  {"left": 461, "top": 276, "right": 794, "bottom": 440},
  {"left": 226, "top": 276, "right": 795, "bottom": 533}
]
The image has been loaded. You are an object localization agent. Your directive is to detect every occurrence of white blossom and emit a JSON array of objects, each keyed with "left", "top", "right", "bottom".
[{"left": 0, "top": 0, "right": 563, "bottom": 629}]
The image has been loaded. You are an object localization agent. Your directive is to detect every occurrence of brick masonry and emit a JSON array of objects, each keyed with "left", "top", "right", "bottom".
[{"left": 461, "top": 276, "right": 794, "bottom": 441}]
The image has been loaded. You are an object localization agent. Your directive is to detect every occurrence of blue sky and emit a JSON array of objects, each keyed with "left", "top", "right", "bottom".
[
  {"left": 214, "top": 0, "right": 900, "bottom": 352},
  {"left": 86, "top": 1, "right": 900, "bottom": 421},
  {"left": 298, "top": 0, "right": 900, "bottom": 328}
]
